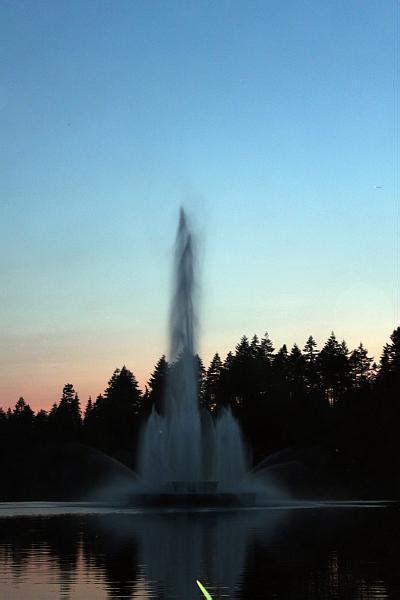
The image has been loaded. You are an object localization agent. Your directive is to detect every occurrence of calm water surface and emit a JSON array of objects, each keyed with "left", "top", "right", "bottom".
[{"left": 0, "top": 502, "right": 398, "bottom": 599}]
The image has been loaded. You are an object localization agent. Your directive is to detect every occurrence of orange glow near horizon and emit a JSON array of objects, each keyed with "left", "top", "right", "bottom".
[{"left": 0, "top": 331, "right": 394, "bottom": 413}]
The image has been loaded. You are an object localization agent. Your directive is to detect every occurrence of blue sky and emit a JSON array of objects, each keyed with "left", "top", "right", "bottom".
[{"left": 0, "top": 0, "right": 397, "bottom": 409}]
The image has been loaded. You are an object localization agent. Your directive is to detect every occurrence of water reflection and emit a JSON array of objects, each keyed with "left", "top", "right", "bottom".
[{"left": 0, "top": 506, "right": 398, "bottom": 599}]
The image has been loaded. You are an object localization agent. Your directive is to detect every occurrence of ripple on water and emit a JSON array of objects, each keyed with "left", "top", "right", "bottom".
[{"left": 0, "top": 505, "right": 398, "bottom": 599}]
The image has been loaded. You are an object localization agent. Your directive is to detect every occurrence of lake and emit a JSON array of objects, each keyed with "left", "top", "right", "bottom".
[{"left": 0, "top": 502, "right": 398, "bottom": 599}]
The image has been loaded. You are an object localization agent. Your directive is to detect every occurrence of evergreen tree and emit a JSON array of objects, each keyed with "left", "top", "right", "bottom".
[
  {"left": 379, "top": 344, "right": 392, "bottom": 379},
  {"left": 250, "top": 334, "right": 260, "bottom": 358},
  {"left": 390, "top": 326, "right": 400, "bottom": 368},
  {"left": 48, "top": 403, "right": 58, "bottom": 428},
  {"left": 204, "top": 353, "right": 223, "bottom": 412},
  {"left": 318, "top": 333, "right": 350, "bottom": 404},
  {"left": 94, "top": 366, "right": 143, "bottom": 463},
  {"left": 272, "top": 344, "right": 289, "bottom": 377},
  {"left": 218, "top": 351, "right": 235, "bottom": 407},
  {"left": 0, "top": 408, "right": 6, "bottom": 438},
  {"left": 196, "top": 354, "right": 206, "bottom": 407},
  {"left": 231, "top": 336, "right": 254, "bottom": 406},
  {"left": 270, "top": 345, "right": 291, "bottom": 406},
  {"left": 235, "top": 335, "right": 251, "bottom": 360},
  {"left": 370, "top": 361, "right": 379, "bottom": 380},
  {"left": 288, "top": 343, "right": 306, "bottom": 388},
  {"left": 82, "top": 393, "right": 104, "bottom": 447},
  {"left": 223, "top": 351, "right": 234, "bottom": 371},
  {"left": 34, "top": 409, "right": 48, "bottom": 441},
  {"left": 303, "top": 336, "right": 318, "bottom": 363},
  {"left": 303, "top": 335, "right": 319, "bottom": 391},
  {"left": 147, "top": 355, "right": 168, "bottom": 414},
  {"left": 94, "top": 393, "right": 104, "bottom": 408},
  {"left": 378, "top": 326, "right": 400, "bottom": 386},
  {"left": 255, "top": 332, "right": 275, "bottom": 398},
  {"left": 104, "top": 367, "right": 141, "bottom": 410},
  {"left": 84, "top": 396, "right": 93, "bottom": 425},
  {"left": 349, "top": 343, "right": 373, "bottom": 388},
  {"left": 54, "top": 384, "right": 82, "bottom": 440},
  {"left": 13, "top": 397, "right": 34, "bottom": 424},
  {"left": 260, "top": 332, "right": 275, "bottom": 365},
  {"left": 217, "top": 336, "right": 263, "bottom": 410},
  {"left": 10, "top": 398, "right": 35, "bottom": 443}
]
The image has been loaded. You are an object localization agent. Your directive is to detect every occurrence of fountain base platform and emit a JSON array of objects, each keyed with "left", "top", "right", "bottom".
[
  {"left": 128, "top": 481, "right": 256, "bottom": 507},
  {"left": 130, "top": 492, "right": 255, "bottom": 507}
]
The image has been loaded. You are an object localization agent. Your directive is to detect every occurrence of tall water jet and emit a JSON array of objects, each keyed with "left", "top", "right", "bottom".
[
  {"left": 138, "top": 208, "right": 250, "bottom": 495},
  {"left": 166, "top": 209, "right": 201, "bottom": 481}
]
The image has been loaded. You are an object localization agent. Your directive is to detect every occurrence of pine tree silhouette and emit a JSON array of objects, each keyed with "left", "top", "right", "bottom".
[
  {"left": 146, "top": 355, "right": 168, "bottom": 415},
  {"left": 204, "top": 352, "right": 223, "bottom": 412}
]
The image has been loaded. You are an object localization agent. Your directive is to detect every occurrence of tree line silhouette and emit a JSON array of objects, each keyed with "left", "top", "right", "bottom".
[{"left": 0, "top": 326, "right": 399, "bottom": 499}]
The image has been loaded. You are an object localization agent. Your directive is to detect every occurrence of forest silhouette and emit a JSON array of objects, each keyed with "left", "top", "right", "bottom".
[{"left": 0, "top": 327, "right": 399, "bottom": 501}]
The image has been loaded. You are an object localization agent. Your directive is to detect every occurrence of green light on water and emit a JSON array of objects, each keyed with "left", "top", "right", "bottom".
[{"left": 196, "top": 580, "right": 213, "bottom": 599}]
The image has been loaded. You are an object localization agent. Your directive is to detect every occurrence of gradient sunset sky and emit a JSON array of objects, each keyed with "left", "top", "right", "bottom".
[{"left": 1, "top": 1, "right": 398, "bottom": 411}]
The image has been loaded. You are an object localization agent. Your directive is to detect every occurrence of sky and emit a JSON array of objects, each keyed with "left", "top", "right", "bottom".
[{"left": 0, "top": 0, "right": 398, "bottom": 411}]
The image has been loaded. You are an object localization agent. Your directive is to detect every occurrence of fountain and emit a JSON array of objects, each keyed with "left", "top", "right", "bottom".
[{"left": 136, "top": 209, "right": 254, "bottom": 506}]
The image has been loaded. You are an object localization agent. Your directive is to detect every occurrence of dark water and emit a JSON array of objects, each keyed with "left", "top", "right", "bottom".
[{"left": 0, "top": 503, "right": 398, "bottom": 599}]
